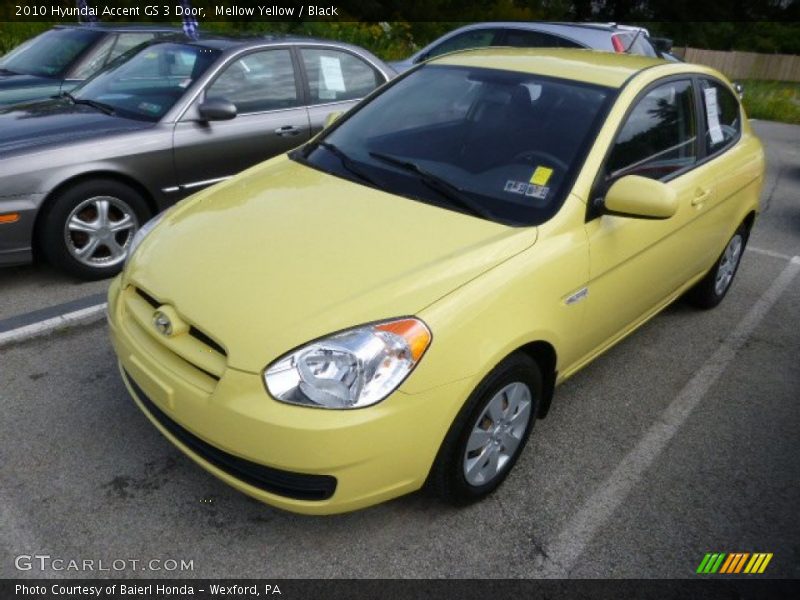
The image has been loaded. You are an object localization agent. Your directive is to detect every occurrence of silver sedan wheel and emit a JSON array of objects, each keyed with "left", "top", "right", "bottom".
[
  {"left": 714, "top": 233, "right": 743, "bottom": 296},
  {"left": 64, "top": 196, "right": 139, "bottom": 268},
  {"left": 463, "top": 382, "right": 532, "bottom": 487}
]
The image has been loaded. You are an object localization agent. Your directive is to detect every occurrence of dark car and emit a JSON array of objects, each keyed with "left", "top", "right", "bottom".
[
  {"left": 0, "top": 36, "right": 394, "bottom": 279},
  {"left": 0, "top": 24, "right": 181, "bottom": 106},
  {"left": 390, "top": 22, "right": 662, "bottom": 73}
]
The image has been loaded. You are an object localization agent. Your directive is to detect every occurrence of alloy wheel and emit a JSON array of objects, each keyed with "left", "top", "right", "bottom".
[
  {"left": 64, "top": 196, "right": 139, "bottom": 268},
  {"left": 463, "top": 381, "right": 532, "bottom": 486}
]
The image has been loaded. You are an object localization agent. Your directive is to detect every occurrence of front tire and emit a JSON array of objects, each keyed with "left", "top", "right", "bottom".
[
  {"left": 39, "top": 179, "right": 150, "bottom": 280},
  {"left": 686, "top": 225, "right": 747, "bottom": 309},
  {"left": 427, "top": 353, "right": 542, "bottom": 505}
]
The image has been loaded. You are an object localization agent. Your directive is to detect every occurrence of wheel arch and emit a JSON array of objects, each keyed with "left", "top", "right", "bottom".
[
  {"left": 32, "top": 171, "right": 158, "bottom": 255},
  {"left": 742, "top": 210, "right": 757, "bottom": 234},
  {"left": 514, "top": 340, "right": 558, "bottom": 418}
]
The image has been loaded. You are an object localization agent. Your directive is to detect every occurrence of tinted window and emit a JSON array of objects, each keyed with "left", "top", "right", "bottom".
[
  {"left": 700, "top": 79, "right": 740, "bottom": 154},
  {"left": 110, "top": 33, "right": 156, "bottom": 61},
  {"left": 504, "top": 29, "right": 583, "bottom": 49},
  {"left": 208, "top": 49, "right": 298, "bottom": 113},
  {"left": 70, "top": 34, "right": 116, "bottom": 79},
  {"left": 614, "top": 32, "right": 658, "bottom": 57},
  {"left": 0, "top": 28, "right": 103, "bottom": 77},
  {"left": 297, "top": 65, "right": 611, "bottom": 226},
  {"left": 74, "top": 43, "right": 220, "bottom": 121},
  {"left": 300, "top": 48, "right": 382, "bottom": 104},
  {"left": 425, "top": 29, "right": 501, "bottom": 60},
  {"left": 607, "top": 80, "right": 697, "bottom": 180}
]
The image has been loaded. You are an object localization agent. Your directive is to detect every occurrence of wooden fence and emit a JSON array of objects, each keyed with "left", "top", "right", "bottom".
[{"left": 674, "top": 47, "right": 800, "bottom": 82}]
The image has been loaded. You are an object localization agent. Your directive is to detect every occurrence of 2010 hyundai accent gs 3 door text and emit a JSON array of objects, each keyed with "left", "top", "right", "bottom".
[{"left": 108, "top": 49, "right": 764, "bottom": 514}]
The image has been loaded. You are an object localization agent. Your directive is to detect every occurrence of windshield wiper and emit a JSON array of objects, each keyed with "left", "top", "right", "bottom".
[
  {"left": 369, "top": 151, "right": 492, "bottom": 220},
  {"left": 0, "top": 67, "right": 19, "bottom": 75},
  {"left": 57, "top": 91, "right": 115, "bottom": 115},
  {"left": 312, "top": 141, "right": 382, "bottom": 187}
]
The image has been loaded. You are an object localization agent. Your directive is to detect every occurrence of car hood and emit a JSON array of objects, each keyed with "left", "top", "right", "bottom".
[
  {"left": 0, "top": 72, "right": 61, "bottom": 104},
  {"left": 126, "top": 156, "right": 537, "bottom": 373},
  {"left": 0, "top": 99, "right": 149, "bottom": 156}
]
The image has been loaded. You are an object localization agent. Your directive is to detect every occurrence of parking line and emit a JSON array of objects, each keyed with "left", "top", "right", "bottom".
[
  {"left": 0, "top": 293, "right": 107, "bottom": 348},
  {"left": 540, "top": 255, "right": 800, "bottom": 577},
  {"left": 747, "top": 246, "right": 795, "bottom": 261}
]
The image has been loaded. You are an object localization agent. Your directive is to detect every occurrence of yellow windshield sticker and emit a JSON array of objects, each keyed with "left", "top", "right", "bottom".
[{"left": 530, "top": 166, "right": 554, "bottom": 186}]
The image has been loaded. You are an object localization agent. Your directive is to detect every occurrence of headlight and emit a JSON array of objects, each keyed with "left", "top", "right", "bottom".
[
  {"left": 264, "top": 318, "right": 431, "bottom": 409},
  {"left": 127, "top": 211, "right": 166, "bottom": 263}
]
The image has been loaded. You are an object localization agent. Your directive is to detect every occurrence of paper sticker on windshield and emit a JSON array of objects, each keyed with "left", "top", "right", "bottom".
[
  {"left": 704, "top": 87, "right": 724, "bottom": 145},
  {"left": 179, "top": 78, "right": 192, "bottom": 88},
  {"left": 530, "top": 166, "right": 553, "bottom": 186},
  {"left": 505, "top": 180, "right": 528, "bottom": 195},
  {"left": 505, "top": 180, "right": 549, "bottom": 200},
  {"left": 525, "top": 184, "right": 549, "bottom": 199}
]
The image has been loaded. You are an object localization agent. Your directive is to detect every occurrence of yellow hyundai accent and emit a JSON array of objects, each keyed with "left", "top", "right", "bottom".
[{"left": 108, "top": 49, "right": 764, "bottom": 514}]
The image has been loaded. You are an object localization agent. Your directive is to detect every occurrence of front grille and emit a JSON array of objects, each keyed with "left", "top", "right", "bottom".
[
  {"left": 135, "top": 287, "right": 227, "bottom": 358},
  {"left": 125, "top": 371, "right": 337, "bottom": 501}
]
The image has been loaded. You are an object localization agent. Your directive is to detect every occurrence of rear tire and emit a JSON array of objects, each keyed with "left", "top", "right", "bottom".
[
  {"left": 39, "top": 179, "right": 150, "bottom": 280},
  {"left": 427, "top": 353, "right": 542, "bottom": 505},
  {"left": 686, "top": 225, "right": 748, "bottom": 309}
]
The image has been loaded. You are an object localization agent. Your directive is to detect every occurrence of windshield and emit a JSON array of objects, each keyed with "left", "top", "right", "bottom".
[
  {"left": 0, "top": 28, "right": 103, "bottom": 78},
  {"left": 71, "top": 43, "right": 220, "bottom": 121},
  {"left": 294, "top": 65, "right": 612, "bottom": 226}
]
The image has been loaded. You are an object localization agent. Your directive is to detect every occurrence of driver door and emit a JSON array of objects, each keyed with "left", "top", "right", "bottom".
[
  {"left": 580, "top": 78, "right": 717, "bottom": 358},
  {"left": 172, "top": 47, "right": 310, "bottom": 193}
]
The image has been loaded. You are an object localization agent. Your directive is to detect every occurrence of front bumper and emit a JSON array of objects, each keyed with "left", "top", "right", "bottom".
[
  {"left": 0, "top": 195, "right": 42, "bottom": 267},
  {"left": 107, "top": 277, "right": 470, "bottom": 514}
]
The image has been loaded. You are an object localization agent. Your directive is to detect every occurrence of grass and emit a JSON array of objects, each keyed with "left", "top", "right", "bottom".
[{"left": 740, "top": 80, "right": 800, "bottom": 125}]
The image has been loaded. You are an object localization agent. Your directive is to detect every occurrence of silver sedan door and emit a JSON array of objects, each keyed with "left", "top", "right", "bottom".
[{"left": 172, "top": 47, "right": 310, "bottom": 194}]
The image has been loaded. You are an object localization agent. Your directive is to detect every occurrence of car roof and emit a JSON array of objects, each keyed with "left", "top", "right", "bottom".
[
  {"left": 430, "top": 48, "right": 667, "bottom": 88},
  {"left": 54, "top": 23, "right": 181, "bottom": 33},
  {"left": 160, "top": 34, "right": 362, "bottom": 52},
  {"left": 442, "top": 22, "right": 645, "bottom": 34}
]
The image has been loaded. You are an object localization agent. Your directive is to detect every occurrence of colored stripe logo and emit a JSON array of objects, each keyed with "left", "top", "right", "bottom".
[{"left": 696, "top": 552, "right": 773, "bottom": 574}]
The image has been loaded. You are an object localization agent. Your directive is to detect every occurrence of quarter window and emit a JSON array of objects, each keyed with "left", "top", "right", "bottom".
[
  {"left": 699, "top": 79, "right": 740, "bottom": 155},
  {"left": 300, "top": 48, "right": 382, "bottom": 104},
  {"left": 607, "top": 79, "right": 697, "bottom": 181},
  {"left": 207, "top": 49, "right": 299, "bottom": 113}
]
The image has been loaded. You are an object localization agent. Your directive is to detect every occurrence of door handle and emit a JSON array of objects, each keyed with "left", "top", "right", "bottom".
[
  {"left": 691, "top": 187, "right": 712, "bottom": 206},
  {"left": 275, "top": 125, "right": 301, "bottom": 137}
]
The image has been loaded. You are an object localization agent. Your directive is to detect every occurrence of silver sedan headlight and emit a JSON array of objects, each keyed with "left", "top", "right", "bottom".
[{"left": 264, "top": 318, "right": 431, "bottom": 409}]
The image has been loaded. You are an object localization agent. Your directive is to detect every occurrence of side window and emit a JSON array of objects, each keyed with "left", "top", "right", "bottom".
[
  {"left": 503, "top": 29, "right": 583, "bottom": 49},
  {"left": 109, "top": 33, "right": 156, "bottom": 62},
  {"left": 207, "top": 49, "right": 299, "bottom": 114},
  {"left": 300, "top": 48, "right": 382, "bottom": 104},
  {"left": 424, "top": 29, "right": 501, "bottom": 60},
  {"left": 70, "top": 35, "right": 116, "bottom": 79},
  {"left": 699, "top": 79, "right": 740, "bottom": 155},
  {"left": 607, "top": 79, "right": 697, "bottom": 181}
]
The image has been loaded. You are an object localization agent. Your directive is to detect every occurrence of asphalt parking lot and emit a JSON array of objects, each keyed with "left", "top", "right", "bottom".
[{"left": 1, "top": 120, "right": 798, "bottom": 579}]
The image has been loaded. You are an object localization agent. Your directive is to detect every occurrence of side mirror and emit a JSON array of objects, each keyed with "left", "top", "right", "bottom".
[
  {"left": 602, "top": 175, "right": 677, "bottom": 220},
  {"left": 323, "top": 111, "right": 342, "bottom": 129},
  {"left": 198, "top": 98, "right": 237, "bottom": 121}
]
